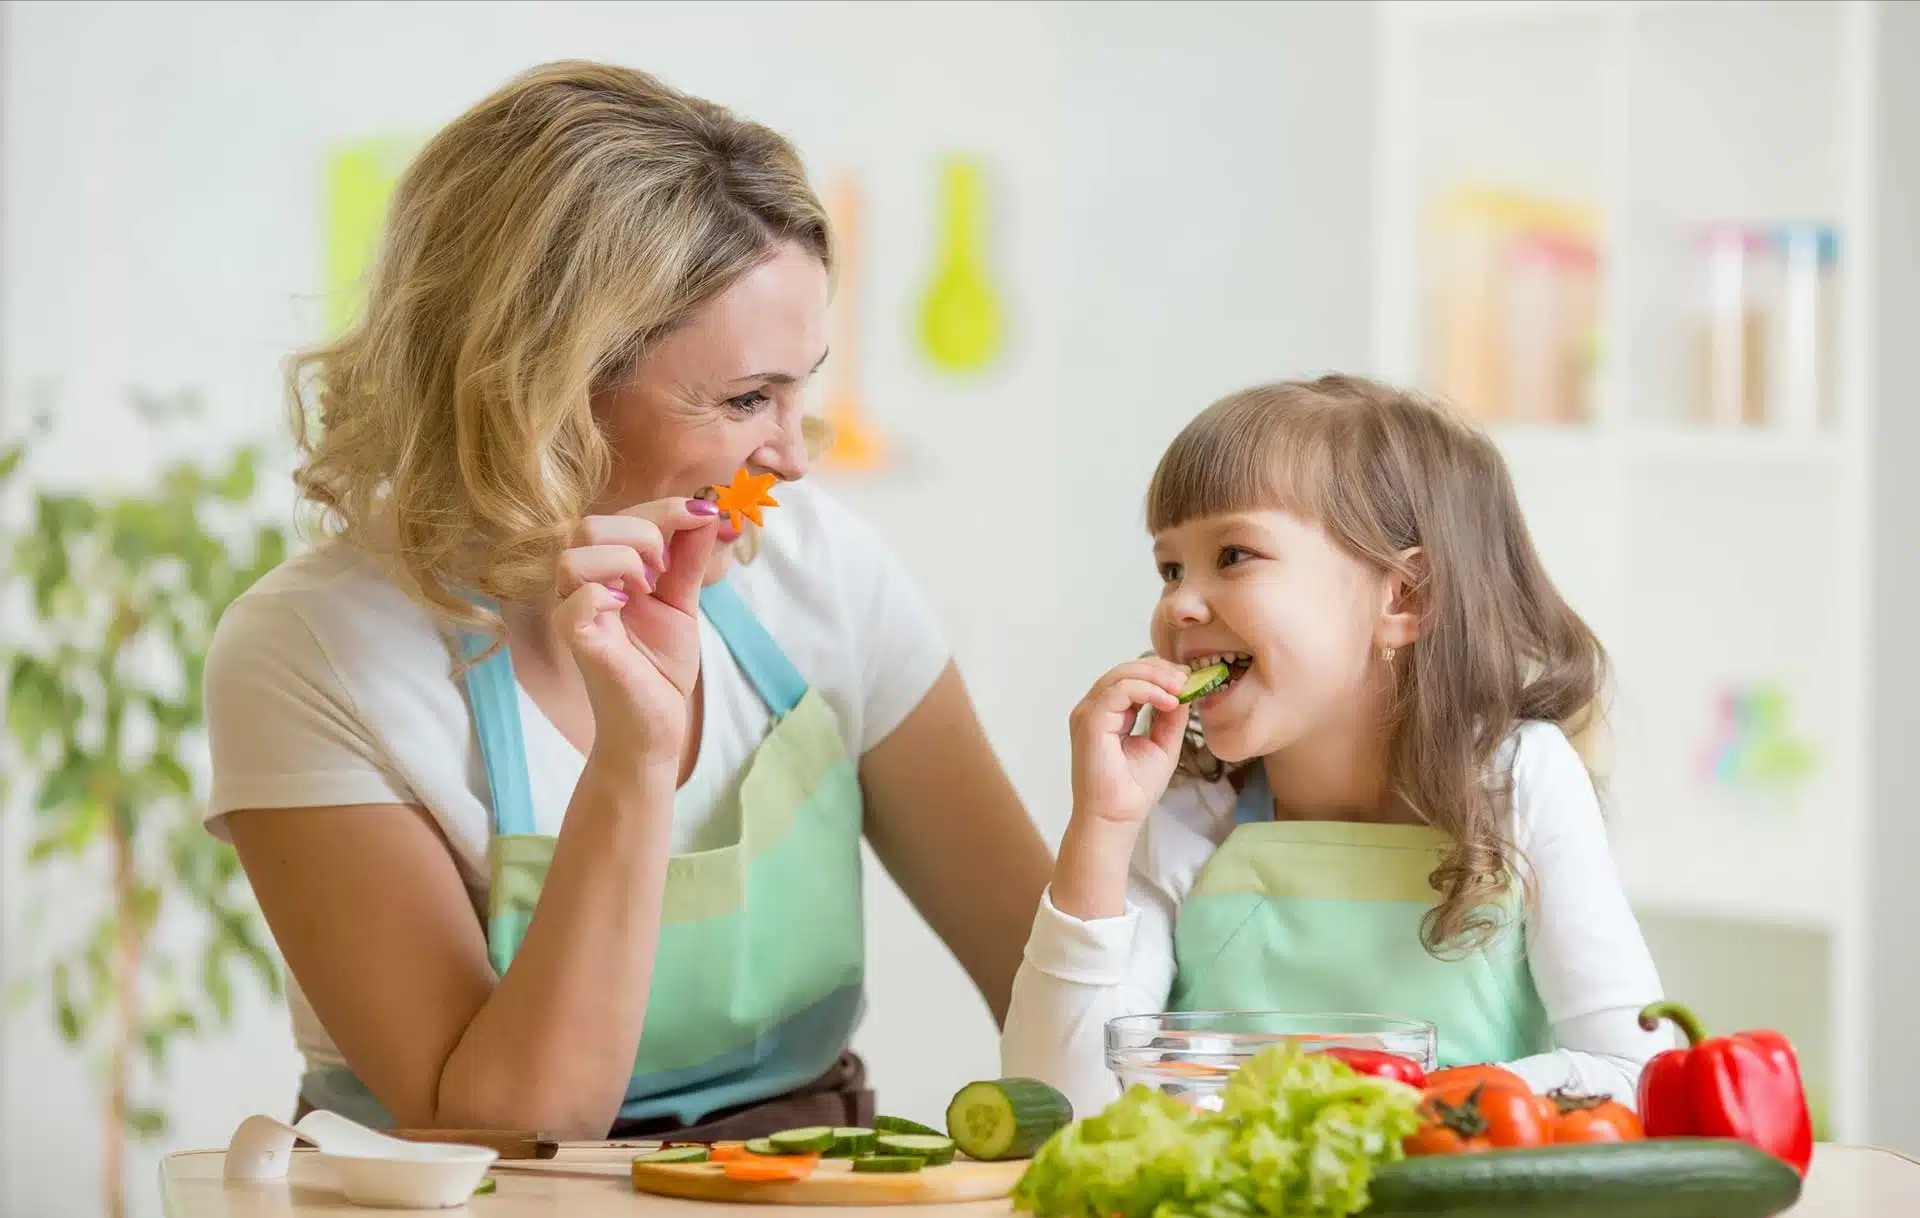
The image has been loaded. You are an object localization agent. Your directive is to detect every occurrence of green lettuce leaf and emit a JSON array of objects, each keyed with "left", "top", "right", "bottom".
[{"left": 1012, "top": 1043, "right": 1422, "bottom": 1218}]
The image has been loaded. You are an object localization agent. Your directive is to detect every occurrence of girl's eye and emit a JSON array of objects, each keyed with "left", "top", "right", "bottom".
[
  {"left": 1219, "top": 545, "right": 1253, "bottom": 568},
  {"left": 724, "top": 389, "right": 772, "bottom": 414},
  {"left": 1157, "top": 561, "right": 1182, "bottom": 584}
]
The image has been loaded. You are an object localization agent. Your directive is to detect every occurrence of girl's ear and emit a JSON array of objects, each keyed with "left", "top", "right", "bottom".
[{"left": 1377, "top": 547, "right": 1425, "bottom": 649}]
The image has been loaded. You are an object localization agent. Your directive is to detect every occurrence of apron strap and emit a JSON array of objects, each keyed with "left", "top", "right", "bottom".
[
  {"left": 698, "top": 578, "right": 808, "bottom": 718},
  {"left": 460, "top": 634, "right": 538, "bottom": 838},
  {"left": 1233, "top": 764, "right": 1272, "bottom": 826}
]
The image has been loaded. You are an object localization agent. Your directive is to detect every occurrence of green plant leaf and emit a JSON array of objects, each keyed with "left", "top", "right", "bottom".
[
  {"left": 35, "top": 749, "right": 93, "bottom": 814},
  {"left": 148, "top": 754, "right": 193, "bottom": 797},
  {"left": 0, "top": 440, "right": 24, "bottom": 483},
  {"left": 128, "top": 884, "right": 162, "bottom": 935},
  {"left": 56, "top": 998, "right": 82, "bottom": 1043},
  {"left": 25, "top": 829, "right": 70, "bottom": 865},
  {"left": 218, "top": 449, "right": 258, "bottom": 502},
  {"left": 126, "top": 1107, "right": 167, "bottom": 1137},
  {"left": 54, "top": 960, "right": 84, "bottom": 1044},
  {"left": 201, "top": 950, "right": 234, "bottom": 1022}
]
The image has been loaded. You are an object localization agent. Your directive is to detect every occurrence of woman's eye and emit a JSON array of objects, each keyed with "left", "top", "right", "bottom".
[{"left": 725, "top": 389, "right": 772, "bottom": 414}]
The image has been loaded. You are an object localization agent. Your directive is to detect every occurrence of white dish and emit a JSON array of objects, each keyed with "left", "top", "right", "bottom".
[
  {"left": 321, "top": 1145, "right": 497, "bottom": 1209},
  {"left": 224, "top": 1109, "right": 498, "bottom": 1209}
]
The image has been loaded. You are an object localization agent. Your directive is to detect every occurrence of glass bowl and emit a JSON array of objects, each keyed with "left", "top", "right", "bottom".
[{"left": 1105, "top": 1011, "right": 1437, "bottom": 1111}]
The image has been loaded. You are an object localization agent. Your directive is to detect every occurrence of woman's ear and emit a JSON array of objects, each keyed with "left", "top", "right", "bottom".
[{"left": 1376, "top": 547, "right": 1425, "bottom": 650}]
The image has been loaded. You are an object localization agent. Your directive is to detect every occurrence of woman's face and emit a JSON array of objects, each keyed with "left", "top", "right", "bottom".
[{"left": 593, "top": 241, "right": 830, "bottom": 584}]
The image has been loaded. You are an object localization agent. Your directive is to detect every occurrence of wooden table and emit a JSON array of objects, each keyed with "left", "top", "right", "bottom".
[{"left": 161, "top": 1143, "right": 1920, "bottom": 1216}]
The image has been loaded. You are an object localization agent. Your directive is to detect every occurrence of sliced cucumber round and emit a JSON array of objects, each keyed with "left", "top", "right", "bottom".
[
  {"left": 875, "top": 1134, "right": 955, "bottom": 1166},
  {"left": 824, "top": 1127, "right": 876, "bottom": 1158},
  {"left": 743, "top": 1138, "right": 780, "bottom": 1157},
  {"left": 1177, "top": 662, "right": 1231, "bottom": 704},
  {"left": 873, "top": 1114, "right": 943, "bottom": 1138},
  {"left": 768, "top": 1126, "right": 836, "bottom": 1154},
  {"left": 851, "top": 1155, "right": 925, "bottom": 1174},
  {"left": 633, "top": 1146, "right": 710, "bottom": 1165},
  {"left": 945, "top": 1078, "right": 1073, "bottom": 1161}
]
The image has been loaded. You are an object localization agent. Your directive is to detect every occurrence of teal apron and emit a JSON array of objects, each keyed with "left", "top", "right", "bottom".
[
  {"left": 1170, "top": 767, "right": 1550, "bottom": 1068},
  {"left": 300, "top": 578, "right": 867, "bottom": 1129}
]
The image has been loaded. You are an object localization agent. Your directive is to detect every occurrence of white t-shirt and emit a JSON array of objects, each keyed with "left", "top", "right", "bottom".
[
  {"left": 204, "top": 481, "right": 948, "bottom": 1072},
  {"left": 1000, "top": 721, "right": 1671, "bottom": 1115}
]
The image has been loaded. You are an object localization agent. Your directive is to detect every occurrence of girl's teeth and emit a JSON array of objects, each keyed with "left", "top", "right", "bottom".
[{"left": 1189, "top": 652, "right": 1251, "bottom": 670}]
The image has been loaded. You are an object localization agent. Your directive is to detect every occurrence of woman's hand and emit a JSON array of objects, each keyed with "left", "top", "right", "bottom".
[
  {"left": 1068, "top": 657, "right": 1191, "bottom": 828},
  {"left": 552, "top": 497, "right": 721, "bottom": 765}
]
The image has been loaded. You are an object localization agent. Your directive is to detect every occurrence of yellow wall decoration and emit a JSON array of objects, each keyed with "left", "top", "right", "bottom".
[
  {"left": 917, "top": 156, "right": 1004, "bottom": 373},
  {"left": 322, "top": 136, "right": 416, "bottom": 336}
]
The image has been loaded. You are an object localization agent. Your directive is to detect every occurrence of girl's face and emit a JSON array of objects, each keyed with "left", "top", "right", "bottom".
[
  {"left": 1150, "top": 509, "right": 1394, "bottom": 763},
  {"left": 592, "top": 242, "right": 830, "bottom": 585}
]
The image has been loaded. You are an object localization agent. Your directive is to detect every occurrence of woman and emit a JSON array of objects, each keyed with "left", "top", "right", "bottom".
[{"left": 205, "top": 60, "right": 1051, "bottom": 1141}]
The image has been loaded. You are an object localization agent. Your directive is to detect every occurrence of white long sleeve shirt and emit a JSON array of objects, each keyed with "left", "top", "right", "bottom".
[{"left": 1002, "top": 722, "right": 1672, "bottom": 1118}]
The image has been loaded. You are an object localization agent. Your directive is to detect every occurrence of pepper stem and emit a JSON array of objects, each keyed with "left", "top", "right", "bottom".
[{"left": 1639, "top": 1001, "right": 1709, "bottom": 1046}]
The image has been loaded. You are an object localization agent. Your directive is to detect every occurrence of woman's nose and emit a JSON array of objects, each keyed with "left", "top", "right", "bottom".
[{"left": 756, "top": 405, "right": 811, "bottom": 481}]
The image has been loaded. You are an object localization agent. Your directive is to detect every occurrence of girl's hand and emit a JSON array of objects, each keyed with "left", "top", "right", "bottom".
[
  {"left": 552, "top": 498, "right": 721, "bottom": 766},
  {"left": 1067, "top": 657, "right": 1192, "bottom": 827}
]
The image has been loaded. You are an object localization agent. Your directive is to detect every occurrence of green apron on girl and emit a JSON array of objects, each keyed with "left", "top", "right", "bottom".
[{"left": 1170, "top": 766, "right": 1552, "bottom": 1066}]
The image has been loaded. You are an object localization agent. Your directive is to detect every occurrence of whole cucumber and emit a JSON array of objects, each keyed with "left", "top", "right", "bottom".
[{"left": 1363, "top": 1140, "right": 1802, "bottom": 1218}]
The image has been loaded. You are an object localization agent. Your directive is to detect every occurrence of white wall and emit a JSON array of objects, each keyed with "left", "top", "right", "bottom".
[{"left": 0, "top": 2, "right": 1375, "bottom": 1214}]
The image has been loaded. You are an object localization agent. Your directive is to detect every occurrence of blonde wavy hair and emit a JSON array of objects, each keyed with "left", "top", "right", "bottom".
[
  {"left": 1146, "top": 375, "right": 1607, "bottom": 957},
  {"left": 287, "top": 60, "right": 831, "bottom": 632}
]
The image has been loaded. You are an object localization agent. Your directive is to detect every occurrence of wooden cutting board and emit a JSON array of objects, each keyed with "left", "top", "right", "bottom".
[{"left": 628, "top": 1157, "right": 1028, "bottom": 1207}]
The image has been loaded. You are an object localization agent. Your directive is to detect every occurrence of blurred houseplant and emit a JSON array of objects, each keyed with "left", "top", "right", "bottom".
[{"left": 1, "top": 393, "right": 287, "bottom": 1218}]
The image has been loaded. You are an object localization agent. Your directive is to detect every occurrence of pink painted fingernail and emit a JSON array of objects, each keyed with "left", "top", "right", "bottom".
[
  {"left": 609, "top": 588, "right": 630, "bottom": 605},
  {"left": 687, "top": 498, "right": 719, "bottom": 517}
]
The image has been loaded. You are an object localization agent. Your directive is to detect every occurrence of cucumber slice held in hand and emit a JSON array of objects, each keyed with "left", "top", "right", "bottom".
[
  {"left": 768, "top": 1126, "right": 837, "bottom": 1154},
  {"left": 1177, "top": 662, "right": 1231, "bottom": 704},
  {"left": 945, "top": 1078, "right": 1073, "bottom": 1161},
  {"left": 875, "top": 1134, "right": 955, "bottom": 1166}
]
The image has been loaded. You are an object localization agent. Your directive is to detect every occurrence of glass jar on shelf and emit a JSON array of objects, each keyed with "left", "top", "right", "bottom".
[
  {"left": 1694, "top": 223, "right": 1773, "bottom": 429},
  {"left": 1769, "top": 223, "right": 1839, "bottom": 435}
]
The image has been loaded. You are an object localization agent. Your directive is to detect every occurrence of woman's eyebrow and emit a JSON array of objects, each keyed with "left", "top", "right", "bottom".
[{"left": 724, "top": 347, "right": 830, "bottom": 386}]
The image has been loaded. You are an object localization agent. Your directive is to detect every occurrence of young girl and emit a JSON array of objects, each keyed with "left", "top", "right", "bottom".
[{"left": 1001, "top": 375, "right": 1668, "bottom": 1116}]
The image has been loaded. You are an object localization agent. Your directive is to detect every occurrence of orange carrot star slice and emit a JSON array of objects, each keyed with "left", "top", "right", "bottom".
[{"left": 709, "top": 467, "right": 780, "bottom": 530}]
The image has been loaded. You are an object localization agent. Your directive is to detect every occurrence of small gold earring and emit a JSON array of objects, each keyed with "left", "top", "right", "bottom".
[{"left": 1381, "top": 646, "right": 1397, "bottom": 668}]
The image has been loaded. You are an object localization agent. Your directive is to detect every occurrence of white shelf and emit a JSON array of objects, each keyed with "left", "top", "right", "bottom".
[
  {"left": 1377, "top": 0, "right": 1885, "bottom": 1143},
  {"left": 1622, "top": 425, "right": 1852, "bottom": 467},
  {"left": 1481, "top": 421, "right": 1852, "bottom": 468}
]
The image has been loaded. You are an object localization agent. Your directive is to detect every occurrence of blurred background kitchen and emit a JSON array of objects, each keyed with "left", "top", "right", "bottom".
[{"left": 4, "top": 1, "right": 1918, "bottom": 1214}]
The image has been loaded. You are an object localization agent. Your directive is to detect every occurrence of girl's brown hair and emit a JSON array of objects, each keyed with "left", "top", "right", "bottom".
[
  {"left": 1146, "top": 375, "right": 1606, "bottom": 956},
  {"left": 287, "top": 60, "right": 830, "bottom": 631}
]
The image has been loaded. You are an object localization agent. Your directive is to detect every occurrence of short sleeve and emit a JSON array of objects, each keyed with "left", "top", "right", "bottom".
[
  {"left": 820, "top": 499, "right": 950, "bottom": 754},
  {"left": 203, "top": 592, "right": 413, "bottom": 835}
]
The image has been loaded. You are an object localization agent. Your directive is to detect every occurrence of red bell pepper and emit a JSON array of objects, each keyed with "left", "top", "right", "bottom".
[
  {"left": 1315, "top": 1047, "right": 1427, "bottom": 1089},
  {"left": 1636, "top": 1001, "right": 1813, "bottom": 1175}
]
